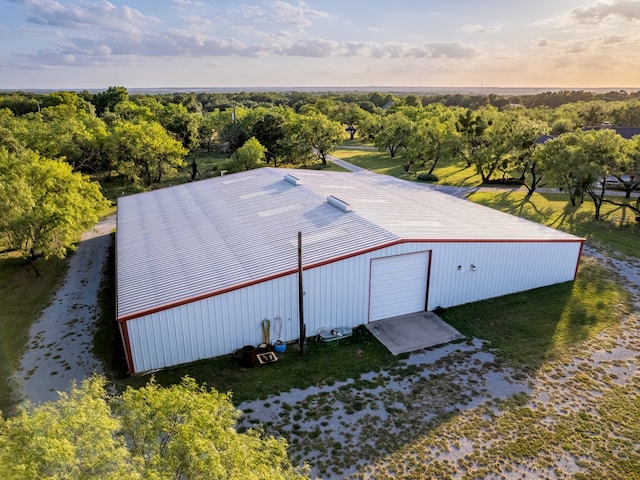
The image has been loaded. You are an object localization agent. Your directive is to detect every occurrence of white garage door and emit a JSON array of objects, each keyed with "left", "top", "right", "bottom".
[{"left": 369, "top": 251, "right": 430, "bottom": 322}]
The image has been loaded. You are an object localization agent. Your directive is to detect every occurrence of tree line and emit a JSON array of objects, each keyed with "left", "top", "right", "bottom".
[{"left": 1, "top": 87, "right": 639, "bottom": 269}]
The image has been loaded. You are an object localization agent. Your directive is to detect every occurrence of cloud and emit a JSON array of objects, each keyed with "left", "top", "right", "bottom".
[
  {"left": 538, "top": 39, "right": 550, "bottom": 47},
  {"left": 12, "top": 0, "right": 159, "bottom": 35},
  {"left": 271, "top": 0, "right": 334, "bottom": 27},
  {"left": 462, "top": 24, "right": 500, "bottom": 33},
  {"left": 569, "top": 0, "right": 640, "bottom": 24},
  {"left": 234, "top": 1, "right": 334, "bottom": 28},
  {"left": 171, "top": 0, "right": 205, "bottom": 8},
  {"left": 602, "top": 34, "right": 627, "bottom": 43},
  {"left": 273, "top": 38, "right": 477, "bottom": 60},
  {"left": 7, "top": 1, "right": 476, "bottom": 69}
]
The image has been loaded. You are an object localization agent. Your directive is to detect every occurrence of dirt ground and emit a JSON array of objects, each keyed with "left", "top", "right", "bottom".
[
  {"left": 15, "top": 215, "right": 116, "bottom": 404},
  {"left": 238, "top": 249, "right": 640, "bottom": 479}
]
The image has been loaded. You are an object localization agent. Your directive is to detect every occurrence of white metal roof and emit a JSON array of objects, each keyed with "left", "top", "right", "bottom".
[{"left": 117, "top": 167, "right": 582, "bottom": 320}]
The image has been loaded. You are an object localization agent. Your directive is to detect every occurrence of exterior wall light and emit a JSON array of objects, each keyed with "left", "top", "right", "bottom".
[{"left": 471, "top": 264, "right": 477, "bottom": 272}]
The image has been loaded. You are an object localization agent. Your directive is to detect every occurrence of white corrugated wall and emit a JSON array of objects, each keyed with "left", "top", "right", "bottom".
[{"left": 125, "top": 240, "right": 581, "bottom": 373}]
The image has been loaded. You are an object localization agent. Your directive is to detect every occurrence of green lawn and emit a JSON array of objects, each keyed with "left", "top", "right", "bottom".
[
  {"left": 468, "top": 190, "right": 640, "bottom": 258},
  {"left": 113, "top": 326, "right": 402, "bottom": 405},
  {"left": 332, "top": 147, "right": 483, "bottom": 187},
  {"left": 442, "top": 257, "right": 631, "bottom": 368}
]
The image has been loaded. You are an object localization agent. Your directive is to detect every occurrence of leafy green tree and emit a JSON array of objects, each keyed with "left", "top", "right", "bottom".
[
  {"left": 455, "top": 108, "right": 492, "bottom": 168},
  {"left": 400, "top": 104, "right": 458, "bottom": 174},
  {"left": 113, "top": 100, "right": 156, "bottom": 123},
  {"left": 40, "top": 91, "right": 94, "bottom": 114},
  {"left": 252, "top": 111, "right": 287, "bottom": 166},
  {"left": 0, "top": 108, "right": 24, "bottom": 153},
  {"left": 16, "top": 104, "right": 109, "bottom": 171},
  {"left": 278, "top": 109, "right": 315, "bottom": 165},
  {"left": 0, "top": 377, "right": 134, "bottom": 480},
  {"left": 0, "top": 376, "right": 310, "bottom": 480},
  {"left": 299, "top": 112, "right": 344, "bottom": 165},
  {"left": 334, "top": 102, "right": 365, "bottom": 140},
  {"left": 374, "top": 111, "right": 414, "bottom": 158},
  {"left": 106, "top": 120, "right": 187, "bottom": 186},
  {"left": 92, "top": 86, "right": 129, "bottom": 116},
  {"left": 618, "top": 135, "right": 640, "bottom": 199},
  {"left": 537, "top": 129, "right": 628, "bottom": 218},
  {"left": 231, "top": 137, "right": 267, "bottom": 171},
  {"left": 0, "top": 147, "right": 109, "bottom": 271},
  {"left": 474, "top": 109, "right": 547, "bottom": 184}
]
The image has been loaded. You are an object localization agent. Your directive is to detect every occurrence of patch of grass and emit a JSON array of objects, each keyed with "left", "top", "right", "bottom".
[
  {"left": 467, "top": 190, "right": 640, "bottom": 258},
  {"left": 93, "top": 234, "right": 128, "bottom": 380},
  {"left": 0, "top": 253, "right": 69, "bottom": 415},
  {"left": 442, "top": 257, "right": 631, "bottom": 367},
  {"left": 112, "top": 325, "right": 400, "bottom": 405},
  {"left": 332, "top": 148, "right": 481, "bottom": 186},
  {"left": 332, "top": 148, "right": 408, "bottom": 177}
]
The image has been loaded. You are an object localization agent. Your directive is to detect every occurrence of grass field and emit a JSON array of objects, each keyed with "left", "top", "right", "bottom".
[
  {"left": 332, "top": 146, "right": 480, "bottom": 186},
  {"left": 468, "top": 190, "right": 640, "bottom": 258}
]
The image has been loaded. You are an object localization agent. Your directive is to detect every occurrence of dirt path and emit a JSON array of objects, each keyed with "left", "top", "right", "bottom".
[{"left": 15, "top": 215, "right": 116, "bottom": 404}]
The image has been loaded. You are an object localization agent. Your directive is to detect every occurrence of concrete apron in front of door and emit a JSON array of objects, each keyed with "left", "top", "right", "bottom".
[{"left": 366, "top": 311, "right": 465, "bottom": 355}]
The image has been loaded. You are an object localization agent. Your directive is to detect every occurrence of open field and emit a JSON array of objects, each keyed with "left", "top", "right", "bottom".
[
  {"left": 468, "top": 190, "right": 640, "bottom": 258},
  {"left": 332, "top": 146, "right": 480, "bottom": 186}
]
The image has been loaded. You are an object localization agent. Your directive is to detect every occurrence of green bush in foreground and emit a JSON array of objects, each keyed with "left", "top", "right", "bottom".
[{"left": 0, "top": 376, "right": 309, "bottom": 480}]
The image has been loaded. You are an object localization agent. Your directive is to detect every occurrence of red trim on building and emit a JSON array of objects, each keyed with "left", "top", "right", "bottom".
[
  {"left": 118, "top": 237, "right": 585, "bottom": 324},
  {"left": 425, "top": 250, "right": 433, "bottom": 311},
  {"left": 574, "top": 240, "right": 586, "bottom": 279},
  {"left": 118, "top": 319, "right": 136, "bottom": 374}
]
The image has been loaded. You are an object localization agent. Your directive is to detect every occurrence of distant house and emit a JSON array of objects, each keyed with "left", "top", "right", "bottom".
[
  {"left": 116, "top": 168, "right": 584, "bottom": 374},
  {"left": 582, "top": 123, "right": 640, "bottom": 139},
  {"left": 534, "top": 134, "right": 555, "bottom": 145}
]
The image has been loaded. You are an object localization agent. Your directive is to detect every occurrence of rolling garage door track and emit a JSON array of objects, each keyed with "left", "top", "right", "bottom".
[{"left": 366, "top": 311, "right": 465, "bottom": 355}]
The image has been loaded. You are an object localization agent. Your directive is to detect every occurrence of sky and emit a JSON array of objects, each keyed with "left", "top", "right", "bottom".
[{"left": 1, "top": 0, "right": 639, "bottom": 90}]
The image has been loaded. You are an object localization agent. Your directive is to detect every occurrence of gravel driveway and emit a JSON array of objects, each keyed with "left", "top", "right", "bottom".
[{"left": 15, "top": 215, "right": 116, "bottom": 404}]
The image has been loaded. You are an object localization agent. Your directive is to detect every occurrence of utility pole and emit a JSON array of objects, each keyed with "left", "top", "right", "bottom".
[{"left": 297, "top": 231, "right": 305, "bottom": 355}]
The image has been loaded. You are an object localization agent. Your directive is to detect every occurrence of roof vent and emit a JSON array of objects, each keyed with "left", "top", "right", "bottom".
[
  {"left": 327, "top": 195, "right": 352, "bottom": 212},
  {"left": 284, "top": 173, "right": 303, "bottom": 186}
]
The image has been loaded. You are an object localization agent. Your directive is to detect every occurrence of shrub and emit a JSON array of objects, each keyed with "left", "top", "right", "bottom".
[{"left": 416, "top": 172, "right": 439, "bottom": 182}]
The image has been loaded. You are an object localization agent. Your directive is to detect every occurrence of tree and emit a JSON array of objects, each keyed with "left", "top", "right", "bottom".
[
  {"left": 252, "top": 111, "right": 287, "bottom": 166},
  {"left": 374, "top": 111, "right": 413, "bottom": 158},
  {"left": 106, "top": 120, "right": 187, "bottom": 186},
  {"left": 231, "top": 137, "right": 266, "bottom": 171},
  {"left": 538, "top": 129, "right": 628, "bottom": 219},
  {"left": 299, "top": 112, "right": 344, "bottom": 165},
  {"left": 92, "top": 86, "right": 129, "bottom": 116},
  {"left": 473, "top": 109, "right": 547, "bottom": 185},
  {"left": 16, "top": 104, "right": 109, "bottom": 172},
  {"left": 334, "top": 102, "right": 365, "bottom": 140},
  {"left": 455, "top": 108, "right": 492, "bottom": 168},
  {"left": 0, "top": 376, "right": 310, "bottom": 480},
  {"left": 400, "top": 104, "right": 458, "bottom": 174},
  {"left": 0, "top": 147, "right": 109, "bottom": 272},
  {"left": 614, "top": 134, "right": 640, "bottom": 198}
]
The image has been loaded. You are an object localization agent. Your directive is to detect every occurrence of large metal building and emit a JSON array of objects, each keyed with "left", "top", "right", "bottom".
[{"left": 116, "top": 168, "right": 584, "bottom": 374}]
